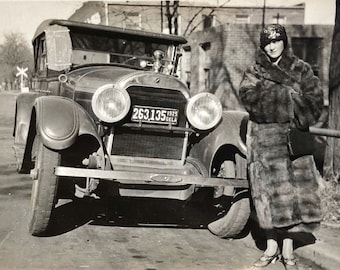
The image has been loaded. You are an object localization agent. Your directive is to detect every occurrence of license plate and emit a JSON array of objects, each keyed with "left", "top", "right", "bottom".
[{"left": 131, "top": 105, "right": 178, "bottom": 125}]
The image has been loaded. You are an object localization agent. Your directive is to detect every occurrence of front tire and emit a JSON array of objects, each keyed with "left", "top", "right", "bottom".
[
  {"left": 29, "top": 136, "right": 60, "bottom": 236},
  {"left": 207, "top": 159, "right": 250, "bottom": 238}
]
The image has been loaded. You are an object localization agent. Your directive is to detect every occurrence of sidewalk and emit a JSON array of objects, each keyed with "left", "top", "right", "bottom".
[
  {"left": 241, "top": 222, "right": 340, "bottom": 270},
  {"left": 0, "top": 89, "right": 20, "bottom": 95},
  {"left": 295, "top": 222, "right": 340, "bottom": 270}
]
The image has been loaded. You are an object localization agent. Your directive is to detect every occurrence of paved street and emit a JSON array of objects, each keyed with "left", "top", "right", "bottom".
[{"left": 0, "top": 91, "right": 324, "bottom": 270}]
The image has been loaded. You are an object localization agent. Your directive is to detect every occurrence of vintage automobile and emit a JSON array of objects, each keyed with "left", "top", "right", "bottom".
[{"left": 13, "top": 19, "right": 250, "bottom": 237}]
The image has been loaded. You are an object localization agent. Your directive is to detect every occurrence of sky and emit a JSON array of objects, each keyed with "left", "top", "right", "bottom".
[
  {"left": 0, "top": 0, "right": 336, "bottom": 46},
  {"left": 0, "top": 0, "right": 84, "bottom": 44}
]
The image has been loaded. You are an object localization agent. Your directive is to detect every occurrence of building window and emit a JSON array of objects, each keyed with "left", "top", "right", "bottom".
[
  {"left": 271, "top": 14, "right": 286, "bottom": 24},
  {"left": 199, "top": 42, "right": 211, "bottom": 92},
  {"left": 124, "top": 12, "right": 141, "bottom": 29},
  {"left": 204, "top": 68, "right": 210, "bottom": 90},
  {"left": 291, "top": 37, "right": 323, "bottom": 76},
  {"left": 235, "top": 14, "right": 250, "bottom": 24},
  {"left": 182, "top": 45, "right": 191, "bottom": 88},
  {"left": 203, "top": 15, "right": 214, "bottom": 29},
  {"left": 185, "top": 71, "right": 191, "bottom": 88}
]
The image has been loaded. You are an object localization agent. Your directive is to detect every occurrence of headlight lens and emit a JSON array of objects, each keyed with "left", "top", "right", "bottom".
[
  {"left": 91, "top": 84, "right": 131, "bottom": 123},
  {"left": 186, "top": 92, "right": 222, "bottom": 130}
]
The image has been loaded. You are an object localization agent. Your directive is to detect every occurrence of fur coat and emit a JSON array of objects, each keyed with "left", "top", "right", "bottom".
[{"left": 239, "top": 48, "right": 324, "bottom": 232}]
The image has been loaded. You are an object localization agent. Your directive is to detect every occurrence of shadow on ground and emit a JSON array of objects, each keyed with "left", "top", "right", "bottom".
[
  {"left": 47, "top": 188, "right": 238, "bottom": 237},
  {"left": 0, "top": 164, "right": 31, "bottom": 199},
  {"left": 246, "top": 211, "right": 317, "bottom": 251}
]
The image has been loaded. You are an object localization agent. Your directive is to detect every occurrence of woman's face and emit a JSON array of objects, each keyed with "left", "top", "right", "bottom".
[{"left": 264, "top": 40, "right": 284, "bottom": 59}]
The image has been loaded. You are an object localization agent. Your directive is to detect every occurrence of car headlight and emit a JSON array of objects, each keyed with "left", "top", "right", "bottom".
[
  {"left": 186, "top": 92, "right": 222, "bottom": 130},
  {"left": 91, "top": 84, "right": 131, "bottom": 123}
]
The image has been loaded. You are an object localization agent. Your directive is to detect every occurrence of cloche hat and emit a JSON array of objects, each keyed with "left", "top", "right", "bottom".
[{"left": 260, "top": 24, "right": 288, "bottom": 49}]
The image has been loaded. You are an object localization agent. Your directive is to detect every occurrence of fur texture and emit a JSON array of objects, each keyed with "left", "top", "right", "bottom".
[{"left": 239, "top": 49, "right": 323, "bottom": 232}]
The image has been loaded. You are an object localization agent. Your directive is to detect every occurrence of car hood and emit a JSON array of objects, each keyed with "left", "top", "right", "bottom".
[
  {"left": 67, "top": 66, "right": 139, "bottom": 94},
  {"left": 65, "top": 65, "right": 189, "bottom": 97}
]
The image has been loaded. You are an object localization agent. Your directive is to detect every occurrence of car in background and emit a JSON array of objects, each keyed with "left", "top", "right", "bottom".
[{"left": 13, "top": 19, "right": 250, "bottom": 237}]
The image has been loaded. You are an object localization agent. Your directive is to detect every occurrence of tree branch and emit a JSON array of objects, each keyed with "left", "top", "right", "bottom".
[{"left": 183, "top": 0, "right": 231, "bottom": 37}]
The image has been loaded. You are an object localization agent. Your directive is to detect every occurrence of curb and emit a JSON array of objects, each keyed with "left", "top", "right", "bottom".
[
  {"left": 0, "top": 91, "right": 20, "bottom": 96},
  {"left": 295, "top": 240, "right": 339, "bottom": 270},
  {"left": 294, "top": 224, "right": 340, "bottom": 270},
  {"left": 240, "top": 225, "right": 340, "bottom": 270}
]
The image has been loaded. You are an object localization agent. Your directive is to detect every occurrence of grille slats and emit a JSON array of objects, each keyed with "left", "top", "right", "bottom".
[{"left": 111, "top": 86, "right": 187, "bottom": 159}]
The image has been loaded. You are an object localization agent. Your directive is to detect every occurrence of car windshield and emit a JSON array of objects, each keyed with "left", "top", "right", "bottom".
[{"left": 70, "top": 31, "right": 175, "bottom": 69}]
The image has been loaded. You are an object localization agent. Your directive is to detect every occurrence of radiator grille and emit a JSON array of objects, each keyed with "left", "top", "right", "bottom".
[
  {"left": 111, "top": 86, "right": 187, "bottom": 160},
  {"left": 111, "top": 129, "right": 184, "bottom": 159}
]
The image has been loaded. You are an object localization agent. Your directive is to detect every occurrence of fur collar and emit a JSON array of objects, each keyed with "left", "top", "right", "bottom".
[{"left": 255, "top": 48, "right": 301, "bottom": 86}]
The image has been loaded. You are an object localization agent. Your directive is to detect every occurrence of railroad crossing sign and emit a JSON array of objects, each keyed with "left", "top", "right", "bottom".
[{"left": 16, "top": 66, "right": 28, "bottom": 91}]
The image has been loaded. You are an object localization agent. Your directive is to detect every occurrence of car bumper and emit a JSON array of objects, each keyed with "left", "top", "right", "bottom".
[{"left": 54, "top": 166, "right": 249, "bottom": 188}]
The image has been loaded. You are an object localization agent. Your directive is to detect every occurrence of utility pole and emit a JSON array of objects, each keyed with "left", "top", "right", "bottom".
[
  {"left": 262, "top": 0, "right": 266, "bottom": 29},
  {"left": 161, "top": 1, "right": 163, "bottom": 32},
  {"left": 105, "top": 2, "right": 109, "bottom": 26},
  {"left": 276, "top": 13, "right": 280, "bottom": 24}
]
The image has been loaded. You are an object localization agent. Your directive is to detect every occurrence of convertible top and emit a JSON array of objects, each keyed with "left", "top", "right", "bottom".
[{"left": 33, "top": 19, "right": 187, "bottom": 45}]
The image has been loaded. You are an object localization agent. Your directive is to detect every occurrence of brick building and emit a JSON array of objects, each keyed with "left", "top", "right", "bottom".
[
  {"left": 184, "top": 23, "right": 333, "bottom": 110},
  {"left": 69, "top": 1, "right": 305, "bottom": 36}
]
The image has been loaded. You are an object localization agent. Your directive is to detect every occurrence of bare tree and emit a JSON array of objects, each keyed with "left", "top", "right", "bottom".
[
  {"left": 322, "top": 0, "right": 340, "bottom": 222},
  {"left": 0, "top": 32, "right": 33, "bottom": 85},
  {"left": 324, "top": 0, "right": 340, "bottom": 181},
  {"left": 164, "top": 0, "right": 179, "bottom": 35},
  {"left": 163, "top": 1, "right": 230, "bottom": 36},
  {"left": 182, "top": 0, "right": 230, "bottom": 36}
]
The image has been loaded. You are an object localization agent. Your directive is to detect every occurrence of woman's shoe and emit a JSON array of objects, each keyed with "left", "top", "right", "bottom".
[
  {"left": 253, "top": 250, "right": 281, "bottom": 267},
  {"left": 282, "top": 257, "right": 298, "bottom": 270}
]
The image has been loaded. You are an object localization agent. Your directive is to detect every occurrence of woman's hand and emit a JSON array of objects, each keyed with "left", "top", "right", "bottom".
[{"left": 290, "top": 93, "right": 310, "bottom": 131}]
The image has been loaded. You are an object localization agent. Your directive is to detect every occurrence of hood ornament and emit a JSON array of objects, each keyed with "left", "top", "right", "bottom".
[{"left": 153, "top": 50, "right": 164, "bottom": 73}]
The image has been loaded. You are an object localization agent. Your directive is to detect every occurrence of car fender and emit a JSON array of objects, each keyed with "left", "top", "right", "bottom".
[
  {"left": 34, "top": 96, "right": 80, "bottom": 150},
  {"left": 13, "top": 92, "right": 43, "bottom": 145},
  {"left": 189, "top": 110, "right": 248, "bottom": 176},
  {"left": 18, "top": 96, "right": 104, "bottom": 173},
  {"left": 34, "top": 96, "right": 103, "bottom": 151}
]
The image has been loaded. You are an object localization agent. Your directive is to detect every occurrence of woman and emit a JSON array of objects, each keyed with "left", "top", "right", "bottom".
[{"left": 239, "top": 24, "right": 323, "bottom": 269}]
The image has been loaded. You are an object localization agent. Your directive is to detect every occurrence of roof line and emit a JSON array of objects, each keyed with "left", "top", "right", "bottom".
[{"left": 33, "top": 19, "right": 187, "bottom": 44}]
